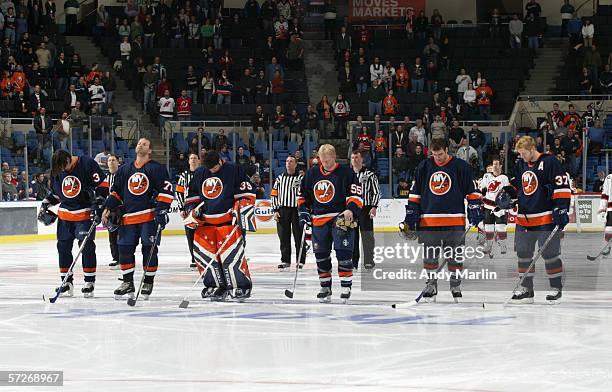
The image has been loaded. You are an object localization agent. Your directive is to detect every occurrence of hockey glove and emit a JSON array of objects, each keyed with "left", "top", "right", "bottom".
[
  {"left": 404, "top": 203, "right": 420, "bottom": 231},
  {"left": 495, "top": 188, "right": 517, "bottom": 211},
  {"left": 299, "top": 211, "right": 312, "bottom": 230},
  {"left": 90, "top": 196, "right": 105, "bottom": 223},
  {"left": 155, "top": 210, "right": 169, "bottom": 230},
  {"left": 38, "top": 202, "right": 57, "bottom": 226},
  {"left": 553, "top": 207, "right": 569, "bottom": 230},
  {"left": 467, "top": 201, "right": 484, "bottom": 227}
]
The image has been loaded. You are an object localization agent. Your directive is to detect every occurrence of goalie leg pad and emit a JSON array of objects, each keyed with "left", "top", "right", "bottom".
[
  {"left": 217, "top": 225, "right": 251, "bottom": 290},
  {"left": 193, "top": 226, "right": 227, "bottom": 289}
]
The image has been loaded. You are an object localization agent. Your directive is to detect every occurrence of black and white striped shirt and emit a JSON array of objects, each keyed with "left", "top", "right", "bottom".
[
  {"left": 175, "top": 169, "right": 196, "bottom": 210},
  {"left": 271, "top": 171, "right": 303, "bottom": 210},
  {"left": 356, "top": 167, "right": 380, "bottom": 207}
]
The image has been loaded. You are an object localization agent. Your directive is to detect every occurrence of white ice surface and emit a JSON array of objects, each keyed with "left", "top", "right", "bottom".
[{"left": 1, "top": 233, "right": 612, "bottom": 392}]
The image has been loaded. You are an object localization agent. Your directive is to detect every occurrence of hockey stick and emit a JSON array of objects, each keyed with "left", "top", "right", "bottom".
[
  {"left": 43, "top": 218, "right": 99, "bottom": 303},
  {"left": 500, "top": 225, "right": 559, "bottom": 308},
  {"left": 284, "top": 227, "right": 308, "bottom": 299},
  {"left": 392, "top": 225, "right": 473, "bottom": 309},
  {"left": 586, "top": 239, "right": 611, "bottom": 262},
  {"left": 178, "top": 224, "right": 240, "bottom": 308},
  {"left": 127, "top": 225, "right": 163, "bottom": 307}
]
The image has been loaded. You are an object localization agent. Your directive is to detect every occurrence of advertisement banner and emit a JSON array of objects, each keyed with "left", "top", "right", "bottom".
[{"left": 348, "top": 0, "right": 425, "bottom": 21}]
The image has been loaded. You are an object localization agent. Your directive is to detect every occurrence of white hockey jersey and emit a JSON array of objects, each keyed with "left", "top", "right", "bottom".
[
  {"left": 481, "top": 173, "right": 510, "bottom": 211},
  {"left": 598, "top": 174, "right": 612, "bottom": 212}
]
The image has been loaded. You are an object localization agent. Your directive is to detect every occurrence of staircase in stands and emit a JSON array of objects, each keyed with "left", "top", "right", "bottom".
[
  {"left": 65, "top": 36, "right": 165, "bottom": 163},
  {"left": 522, "top": 38, "right": 567, "bottom": 95}
]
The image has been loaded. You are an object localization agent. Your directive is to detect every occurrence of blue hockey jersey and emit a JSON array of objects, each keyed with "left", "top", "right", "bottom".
[
  {"left": 46, "top": 156, "right": 107, "bottom": 221},
  {"left": 408, "top": 156, "right": 481, "bottom": 229},
  {"left": 298, "top": 163, "right": 362, "bottom": 227},
  {"left": 185, "top": 161, "right": 256, "bottom": 226},
  {"left": 105, "top": 159, "right": 173, "bottom": 225},
  {"left": 511, "top": 153, "right": 571, "bottom": 227}
]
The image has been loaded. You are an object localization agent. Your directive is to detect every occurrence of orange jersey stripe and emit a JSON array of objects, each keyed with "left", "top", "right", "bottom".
[
  {"left": 83, "top": 267, "right": 96, "bottom": 273},
  {"left": 156, "top": 194, "right": 174, "bottom": 204},
  {"left": 122, "top": 211, "right": 155, "bottom": 225},
  {"left": 552, "top": 191, "right": 571, "bottom": 199},
  {"left": 203, "top": 212, "right": 233, "bottom": 225},
  {"left": 346, "top": 196, "right": 363, "bottom": 209},
  {"left": 466, "top": 192, "right": 481, "bottom": 201},
  {"left": 516, "top": 214, "right": 553, "bottom": 227},
  {"left": 99, "top": 180, "right": 109, "bottom": 188},
  {"left": 121, "top": 263, "right": 136, "bottom": 270},
  {"left": 546, "top": 266, "right": 563, "bottom": 274},
  {"left": 58, "top": 210, "right": 91, "bottom": 221},
  {"left": 338, "top": 271, "right": 353, "bottom": 277},
  {"left": 297, "top": 197, "right": 306, "bottom": 206},
  {"left": 318, "top": 272, "right": 332, "bottom": 278},
  {"left": 419, "top": 216, "right": 465, "bottom": 227},
  {"left": 145, "top": 266, "right": 158, "bottom": 272},
  {"left": 175, "top": 185, "right": 185, "bottom": 193},
  {"left": 111, "top": 191, "right": 122, "bottom": 202},
  {"left": 408, "top": 196, "right": 421, "bottom": 204},
  {"left": 270, "top": 188, "right": 278, "bottom": 197}
]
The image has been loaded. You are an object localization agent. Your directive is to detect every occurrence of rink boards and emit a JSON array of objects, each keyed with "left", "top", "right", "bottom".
[{"left": 0, "top": 194, "right": 604, "bottom": 242}]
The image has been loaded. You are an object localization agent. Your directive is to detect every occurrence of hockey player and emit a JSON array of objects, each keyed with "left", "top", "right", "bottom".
[
  {"left": 102, "top": 138, "right": 174, "bottom": 300},
  {"left": 298, "top": 144, "right": 362, "bottom": 303},
  {"left": 503, "top": 136, "right": 571, "bottom": 304},
  {"left": 184, "top": 150, "right": 256, "bottom": 301},
  {"left": 481, "top": 158, "right": 510, "bottom": 255},
  {"left": 39, "top": 150, "right": 107, "bottom": 298},
  {"left": 597, "top": 173, "right": 612, "bottom": 254},
  {"left": 404, "top": 138, "right": 483, "bottom": 302},
  {"left": 476, "top": 165, "right": 494, "bottom": 246}
]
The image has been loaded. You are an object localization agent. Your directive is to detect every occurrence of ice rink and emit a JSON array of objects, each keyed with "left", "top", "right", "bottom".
[{"left": 1, "top": 232, "right": 612, "bottom": 392}]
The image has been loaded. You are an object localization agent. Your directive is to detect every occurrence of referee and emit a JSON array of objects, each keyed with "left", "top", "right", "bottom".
[
  {"left": 271, "top": 155, "right": 306, "bottom": 269},
  {"left": 176, "top": 153, "right": 201, "bottom": 270},
  {"left": 106, "top": 154, "right": 120, "bottom": 269},
  {"left": 350, "top": 149, "right": 380, "bottom": 270}
]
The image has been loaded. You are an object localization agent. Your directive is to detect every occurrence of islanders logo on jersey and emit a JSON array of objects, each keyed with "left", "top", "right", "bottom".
[
  {"left": 61, "top": 175, "right": 81, "bottom": 198},
  {"left": 202, "top": 177, "right": 223, "bottom": 199},
  {"left": 429, "top": 171, "right": 452, "bottom": 195},
  {"left": 314, "top": 180, "right": 335, "bottom": 204},
  {"left": 521, "top": 171, "right": 538, "bottom": 196},
  {"left": 128, "top": 173, "right": 149, "bottom": 196}
]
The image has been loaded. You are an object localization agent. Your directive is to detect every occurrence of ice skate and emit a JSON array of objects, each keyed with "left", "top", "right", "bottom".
[
  {"left": 422, "top": 279, "right": 437, "bottom": 303},
  {"left": 201, "top": 286, "right": 216, "bottom": 299},
  {"left": 317, "top": 287, "right": 332, "bottom": 303},
  {"left": 56, "top": 281, "right": 73, "bottom": 297},
  {"left": 546, "top": 288, "right": 562, "bottom": 304},
  {"left": 498, "top": 240, "right": 507, "bottom": 255},
  {"left": 210, "top": 287, "right": 228, "bottom": 302},
  {"left": 114, "top": 281, "right": 135, "bottom": 300},
  {"left": 450, "top": 285, "right": 462, "bottom": 303},
  {"left": 141, "top": 282, "right": 154, "bottom": 300},
  {"left": 483, "top": 241, "right": 493, "bottom": 258},
  {"left": 233, "top": 288, "right": 251, "bottom": 303},
  {"left": 277, "top": 262, "right": 291, "bottom": 269},
  {"left": 189, "top": 262, "right": 197, "bottom": 270},
  {"left": 509, "top": 286, "right": 534, "bottom": 304},
  {"left": 364, "top": 261, "right": 375, "bottom": 271},
  {"left": 340, "top": 286, "right": 351, "bottom": 304},
  {"left": 108, "top": 261, "right": 119, "bottom": 270},
  {"left": 81, "top": 282, "right": 95, "bottom": 298}
]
